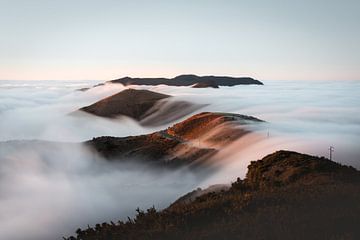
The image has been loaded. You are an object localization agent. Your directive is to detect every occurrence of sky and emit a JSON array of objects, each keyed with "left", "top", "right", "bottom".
[{"left": 0, "top": 0, "right": 359, "bottom": 81}]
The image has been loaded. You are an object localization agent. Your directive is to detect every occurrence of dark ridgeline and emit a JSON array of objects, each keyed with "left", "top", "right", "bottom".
[
  {"left": 65, "top": 151, "right": 360, "bottom": 240},
  {"left": 109, "top": 74, "right": 263, "bottom": 86}
]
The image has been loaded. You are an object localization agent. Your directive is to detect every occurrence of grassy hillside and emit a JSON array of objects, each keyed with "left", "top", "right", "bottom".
[{"left": 65, "top": 151, "right": 360, "bottom": 240}]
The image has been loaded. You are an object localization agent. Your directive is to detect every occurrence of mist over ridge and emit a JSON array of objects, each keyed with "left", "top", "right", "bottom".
[{"left": 0, "top": 79, "right": 359, "bottom": 239}]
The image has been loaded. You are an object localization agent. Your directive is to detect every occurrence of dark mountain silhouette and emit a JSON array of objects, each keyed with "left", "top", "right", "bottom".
[
  {"left": 78, "top": 89, "right": 205, "bottom": 126},
  {"left": 66, "top": 151, "right": 360, "bottom": 240},
  {"left": 109, "top": 74, "right": 263, "bottom": 87},
  {"left": 86, "top": 112, "right": 262, "bottom": 167}
]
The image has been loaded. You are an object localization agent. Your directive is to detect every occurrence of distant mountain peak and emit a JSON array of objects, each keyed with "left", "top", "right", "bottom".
[{"left": 109, "top": 74, "right": 263, "bottom": 87}]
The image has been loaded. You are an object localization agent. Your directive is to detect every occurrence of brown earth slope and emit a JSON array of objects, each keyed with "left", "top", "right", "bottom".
[
  {"left": 66, "top": 151, "right": 360, "bottom": 240},
  {"left": 167, "top": 112, "right": 263, "bottom": 146},
  {"left": 79, "top": 89, "right": 170, "bottom": 119},
  {"left": 86, "top": 112, "right": 262, "bottom": 168},
  {"left": 86, "top": 134, "right": 216, "bottom": 169},
  {"left": 78, "top": 89, "right": 205, "bottom": 126}
]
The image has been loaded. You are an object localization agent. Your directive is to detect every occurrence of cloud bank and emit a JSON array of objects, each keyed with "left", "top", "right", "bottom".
[{"left": 0, "top": 80, "right": 359, "bottom": 239}]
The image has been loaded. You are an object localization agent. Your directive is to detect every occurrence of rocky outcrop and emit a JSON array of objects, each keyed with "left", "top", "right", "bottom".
[{"left": 242, "top": 150, "right": 359, "bottom": 189}]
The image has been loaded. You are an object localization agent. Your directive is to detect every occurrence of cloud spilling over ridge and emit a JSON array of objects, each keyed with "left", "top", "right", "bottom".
[
  {"left": 147, "top": 81, "right": 360, "bottom": 165},
  {"left": 0, "top": 141, "right": 202, "bottom": 240},
  {"left": 0, "top": 81, "right": 202, "bottom": 240},
  {"left": 0, "top": 80, "right": 161, "bottom": 141},
  {"left": 0, "top": 80, "right": 360, "bottom": 239}
]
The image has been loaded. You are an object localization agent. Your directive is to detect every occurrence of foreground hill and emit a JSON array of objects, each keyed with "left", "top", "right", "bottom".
[
  {"left": 109, "top": 74, "right": 263, "bottom": 87},
  {"left": 78, "top": 89, "right": 205, "bottom": 126},
  {"left": 66, "top": 151, "right": 360, "bottom": 240},
  {"left": 86, "top": 112, "right": 262, "bottom": 168}
]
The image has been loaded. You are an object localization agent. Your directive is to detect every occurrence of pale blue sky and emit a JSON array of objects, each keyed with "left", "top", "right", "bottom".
[{"left": 0, "top": 0, "right": 359, "bottom": 80}]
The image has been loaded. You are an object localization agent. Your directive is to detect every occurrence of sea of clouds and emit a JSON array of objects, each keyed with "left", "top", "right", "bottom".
[{"left": 0, "top": 79, "right": 359, "bottom": 239}]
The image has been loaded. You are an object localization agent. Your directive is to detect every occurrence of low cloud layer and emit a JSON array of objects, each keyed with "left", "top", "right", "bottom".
[
  {"left": 0, "top": 80, "right": 359, "bottom": 239},
  {"left": 0, "top": 141, "right": 201, "bottom": 240}
]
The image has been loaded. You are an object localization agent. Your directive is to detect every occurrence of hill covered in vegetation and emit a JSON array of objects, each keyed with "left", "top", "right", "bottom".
[{"left": 65, "top": 150, "right": 360, "bottom": 240}]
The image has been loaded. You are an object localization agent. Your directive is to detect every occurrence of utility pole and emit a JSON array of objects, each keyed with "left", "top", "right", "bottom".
[{"left": 329, "top": 146, "right": 334, "bottom": 160}]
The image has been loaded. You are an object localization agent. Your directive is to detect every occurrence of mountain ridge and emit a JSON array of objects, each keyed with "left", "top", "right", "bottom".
[
  {"left": 109, "top": 74, "right": 263, "bottom": 87},
  {"left": 85, "top": 112, "right": 263, "bottom": 167},
  {"left": 77, "top": 89, "right": 205, "bottom": 126}
]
